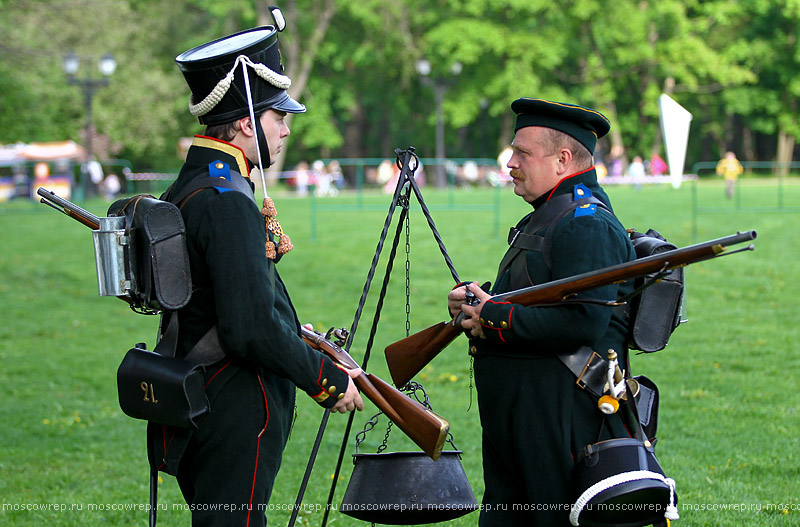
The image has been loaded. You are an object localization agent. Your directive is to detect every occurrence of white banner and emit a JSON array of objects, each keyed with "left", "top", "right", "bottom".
[{"left": 658, "top": 94, "right": 693, "bottom": 189}]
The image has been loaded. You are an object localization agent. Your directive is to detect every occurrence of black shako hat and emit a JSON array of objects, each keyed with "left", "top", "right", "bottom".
[
  {"left": 176, "top": 26, "right": 305, "bottom": 126},
  {"left": 511, "top": 98, "right": 610, "bottom": 154}
]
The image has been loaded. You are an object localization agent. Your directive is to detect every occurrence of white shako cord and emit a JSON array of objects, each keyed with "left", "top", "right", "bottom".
[
  {"left": 188, "top": 55, "right": 290, "bottom": 118},
  {"left": 240, "top": 58, "right": 268, "bottom": 196},
  {"left": 187, "top": 54, "right": 292, "bottom": 198}
]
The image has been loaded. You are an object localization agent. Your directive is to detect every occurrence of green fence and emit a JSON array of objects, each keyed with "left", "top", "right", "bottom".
[
  {"left": 308, "top": 157, "right": 503, "bottom": 242},
  {"left": 690, "top": 161, "right": 800, "bottom": 240}
]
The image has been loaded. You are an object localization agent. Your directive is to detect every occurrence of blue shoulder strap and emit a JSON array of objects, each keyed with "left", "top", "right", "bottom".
[
  {"left": 168, "top": 162, "right": 256, "bottom": 207},
  {"left": 209, "top": 161, "right": 235, "bottom": 193},
  {"left": 572, "top": 183, "right": 598, "bottom": 217}
]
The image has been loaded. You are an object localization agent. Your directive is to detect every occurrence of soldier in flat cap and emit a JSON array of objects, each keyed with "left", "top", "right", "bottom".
[
  {"left": 148, "top": 15, "right": 363, "bottom": 526},
  {"left": 448, "top": 98, "right": 636, "bottom": 526}
]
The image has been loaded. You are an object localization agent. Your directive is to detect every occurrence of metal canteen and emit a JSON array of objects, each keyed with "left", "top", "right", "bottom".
[{"left": 340, "top": 451, "right": 478, "bottom": 525}]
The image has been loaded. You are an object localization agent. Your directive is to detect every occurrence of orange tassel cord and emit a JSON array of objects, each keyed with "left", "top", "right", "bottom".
[{"left": 261, "top": 197, "right": 293, "bottom": 260}]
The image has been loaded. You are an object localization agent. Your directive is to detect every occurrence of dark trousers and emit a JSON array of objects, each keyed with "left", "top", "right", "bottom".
[
  {"left": 176, "top": 363, "right": 294, "bottom": 527},
  {"left": 474, "top": 355, "right": 627, "bottom": 527}
]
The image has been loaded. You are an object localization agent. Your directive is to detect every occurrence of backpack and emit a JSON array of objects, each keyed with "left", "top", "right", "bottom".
[
  {"left": 504, "top": 192, "right": 686, "bottom": 352},
  {"left": 104, "top": 168, "right": 255, "bottom": 314},
  {"left": 106, "top": 195, "right": 192, "bottom": 314},
  {"left": 626, "top": 229, "right": 685, "bottom": 352}
]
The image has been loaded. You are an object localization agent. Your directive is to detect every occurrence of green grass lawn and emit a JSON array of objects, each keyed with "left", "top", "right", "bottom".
[{"left": 1, "top": 178, "right": 798, "bottom": 526}]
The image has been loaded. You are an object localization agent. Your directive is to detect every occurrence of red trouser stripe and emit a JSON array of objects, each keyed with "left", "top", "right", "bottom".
[
  {"left": 246, "top": 373, "right": 269, "bottom": 527},
  {"left": 205, "top": 360, "right": 233, "bottom": 389}
]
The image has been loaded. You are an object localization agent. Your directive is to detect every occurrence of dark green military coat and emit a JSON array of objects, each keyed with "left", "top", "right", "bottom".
[
  {"left": 149, "top": 136, "right": 349, "bottom": 526},
  {"left": 471, "top": 168, "right": 636, "bottom": 527}
]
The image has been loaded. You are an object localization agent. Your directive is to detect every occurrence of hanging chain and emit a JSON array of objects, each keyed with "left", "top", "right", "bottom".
[
  {"left": 378, "top": 421, "right": 394, "bottom": 454},
  {"left": 348, "top": 149, "right": 468, "bottom": 459},
  {"left": 352, "top": 410, "right": 394, "bottom": 455},
  {"left": 354, "top": 382, "right": 460, "bottom": 453},
  {"left": 353, "top": 411, "right": 382, "bottom": 457},
  {"left": 390, "top": 198, "right": 411, "bottom": 452},
  {"left": 404, "top": 199, "right": 411, "bottom": 338},
  {"left": 402, "top": 381, "right": 459, "bottom": 452},
  {"left": 399, "top": 195, "right": 461, "bottom": 452}
]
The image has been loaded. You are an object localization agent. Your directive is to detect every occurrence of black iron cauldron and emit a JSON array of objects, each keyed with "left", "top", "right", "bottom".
[{"left": 340, "top": 451, "right": 478, "bottom": 525}]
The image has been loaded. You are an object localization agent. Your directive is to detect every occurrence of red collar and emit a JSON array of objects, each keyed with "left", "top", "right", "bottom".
[{"left": 545, "top": 166, "right": 595, "bottom": 201}]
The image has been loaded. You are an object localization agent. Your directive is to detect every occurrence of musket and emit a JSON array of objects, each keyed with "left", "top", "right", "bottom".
[
  {"left": 300, "top": 325, "right": 449, "bottom": 461},
  {"left": 385, "top": 230, "right": 757, "bottom": 387},
  {"left": 36, "top": 187, "right": 142, "bottom": 307},
  {"left": 37, "top": 187, "right": 101, "bottom": 230},
  {"left": 34, "top": 186, "right": 452, "bottom": 457}
]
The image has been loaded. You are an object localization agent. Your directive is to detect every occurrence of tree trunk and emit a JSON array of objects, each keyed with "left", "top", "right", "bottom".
[
  {"left": 581, "top": 22, "right": 624, "bottom": 162},
  {"left": 741, "top": 125, "right": 755, "bottom": 176},
  {"left": 776, "top": 130, "right": 795, "bottom": 178},
  {"left": 603, "top": 100, "right": 625, "bottom": 162},
  {"left": 654, "top": 77, "right": 676, "bottom": 157},
  {"left": 651, "top": 116, "right": 664, "bottom": 158},
  {"left": 647, "top": 22, "right": 663, "bottom": 156},
  {"left": 742, "top": 126, "right": 755, "bottom": 162},
  {"left": 342, "top": 98, "right": 367, "bottom": 186},
  {"left": 497, "top": 111, "right": 513, "bottom": 152},
  {"left": 260, "top": 0, "right": 337, "bottom": 176},
  {"left": 638, "top": 7, "right": 658, "bottom": 153}
]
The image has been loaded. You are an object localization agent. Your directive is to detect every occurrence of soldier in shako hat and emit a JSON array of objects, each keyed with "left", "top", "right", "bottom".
[
  {"left": 150, "top": 11, "right": 363, "bottom": 526},
  {"left": 447, "top": 98, "right": 637, "bottom": 526}
]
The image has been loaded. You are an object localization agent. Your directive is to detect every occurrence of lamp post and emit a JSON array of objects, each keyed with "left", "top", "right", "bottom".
[
  {"left": 416, "top": 59, "right": 462, "bottom": 188},
  {"left": 479, "top": 98, "right": 490, "bottom": 158},
  {"left": 62, "top": 51, "right": 117, "bottom": 199}
]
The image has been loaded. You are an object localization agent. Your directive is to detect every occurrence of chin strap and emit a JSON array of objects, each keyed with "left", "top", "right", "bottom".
[
  {"left": 240, "top": 59, "right": 293, "bottom": 260},
  {"left": 252, "top": 116, "right": 272, "bottom": 175}
]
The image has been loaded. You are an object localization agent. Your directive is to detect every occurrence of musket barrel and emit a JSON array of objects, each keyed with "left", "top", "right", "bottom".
[
  {"left": 37, "top": 187, "right": 101, "bottom": 229},
  {"left": 385, "top": 230, "right": 757, "bottom": 387},
  {"left": 497, "top": 230, "right": 757, "bottom": 305}
]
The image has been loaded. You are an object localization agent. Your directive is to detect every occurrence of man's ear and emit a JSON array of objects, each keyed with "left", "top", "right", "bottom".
[
  {"left": 555, "top": 147, "right": 574, "bottom": 175},
  {"left": 238, "top": 116, "right": 255, "bottom": 138}
]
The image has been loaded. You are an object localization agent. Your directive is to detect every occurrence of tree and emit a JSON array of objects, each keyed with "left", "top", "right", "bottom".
[
  {"left": 0, "top": 0, "right": 795, "bottom": 180},
  {"left": 712, "top": 0, "right": 799, "bottom": 172}
]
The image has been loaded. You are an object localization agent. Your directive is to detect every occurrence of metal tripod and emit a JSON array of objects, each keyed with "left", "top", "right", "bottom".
[{"left": 287, "top": 147, "right": 460, "bottom": 527}]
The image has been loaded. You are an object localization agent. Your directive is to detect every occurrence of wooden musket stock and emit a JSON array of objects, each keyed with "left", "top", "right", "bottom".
[
  {"left": 385, "top": 230, "right": 757, "bottom": 387},
  {"left": 300, "top": 326, "right": 449, "bottom": 460}
]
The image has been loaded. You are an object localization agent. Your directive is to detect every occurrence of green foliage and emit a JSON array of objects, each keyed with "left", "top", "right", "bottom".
[
  {"left": 0, "top": 0, "right": 796, "bottom": 170},
  {"left": 290, "top": 79, "right": 345, "bottom": 152}
]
